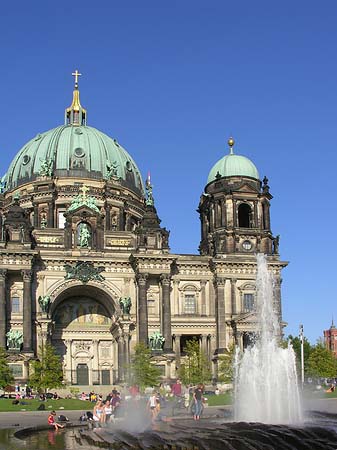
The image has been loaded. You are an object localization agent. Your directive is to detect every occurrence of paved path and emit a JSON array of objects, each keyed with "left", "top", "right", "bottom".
[
  {"left": 0, "top": 410, "right": 82, "bottom": 429},
  {"left": 0, "top": 399, "right": 335, "bottom": 430}
]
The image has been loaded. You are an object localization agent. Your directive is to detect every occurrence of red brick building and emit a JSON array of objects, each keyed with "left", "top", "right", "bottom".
[{"left": 324, "top": 321, "right": 337, "bottom": 357}]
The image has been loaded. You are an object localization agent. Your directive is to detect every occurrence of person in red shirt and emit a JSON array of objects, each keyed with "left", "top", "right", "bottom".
[
  {"left": 171, "top": 379, "right": 182, "bottom": 397},
  {"left": 48, "top": 411, "right": 65, "bottom": 430}
]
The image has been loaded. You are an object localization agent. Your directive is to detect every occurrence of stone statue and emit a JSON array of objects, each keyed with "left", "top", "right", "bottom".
[
  {"left": 39, "top": 158, "right": 53, "bottom": 177},
  {"left": 6, "top": 329, "right": 23, "bottom": 350},
  {"left": 273, "top": 235, "right": 280, "bottom": 254},
  {"left": 78, "top": 223, "right": 91, "bottom": 248},
  {"left": 119, "top": 297, "right": 132, "bottom": 315},
  {"left": 38, "top": 295, "right": 51, "bottom": 314},
  {"left": 149, "top": 331, "right": 165, "bottom": 351},
  {"left": 106, "top": 161, "right": 119, "bottom": 179},
  {"left": 40, "top": 214, "right": 47, "bottom": 229},
  {"left": 145, "top": 175, "right": 154, "bottom": 206}
]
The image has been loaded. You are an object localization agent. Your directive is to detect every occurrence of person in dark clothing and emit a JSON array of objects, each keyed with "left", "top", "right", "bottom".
[{"left": 193, "top": 384, "right": 204, "bottom": 421}]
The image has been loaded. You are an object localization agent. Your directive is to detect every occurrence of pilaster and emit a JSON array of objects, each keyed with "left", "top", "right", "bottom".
[
  {"left": 214, "top": 276, "right": 226, "bottom": 353},
  {"left": 161, "top": 274, "right": 172, "bottom": 352},
  {"left": 137, "top": 273, "right": 148, "bottom": 344},
  {"left": 22, "top": 269, "right": 33, "bottom": 353}
]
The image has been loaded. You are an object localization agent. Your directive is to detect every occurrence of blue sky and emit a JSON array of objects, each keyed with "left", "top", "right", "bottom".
[{"left": 1, "top": 1, "right": 336, "bottom": 344}]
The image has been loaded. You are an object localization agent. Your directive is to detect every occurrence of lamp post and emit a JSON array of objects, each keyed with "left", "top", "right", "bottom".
[{"left": 299, "top": 324, "right": 304, "bottom": 388}]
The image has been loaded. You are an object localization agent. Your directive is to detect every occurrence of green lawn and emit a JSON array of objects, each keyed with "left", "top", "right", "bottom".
[
  {"left": 204, "top": 392, "right": 232, "bottom": 406},
  {"left": 0, "top": 398, "right": 93, "bottom": 412}
]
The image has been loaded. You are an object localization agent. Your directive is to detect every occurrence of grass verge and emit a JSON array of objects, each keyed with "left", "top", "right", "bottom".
[{"left": 0, "top": 398, "right": 92, "bottom": 412}]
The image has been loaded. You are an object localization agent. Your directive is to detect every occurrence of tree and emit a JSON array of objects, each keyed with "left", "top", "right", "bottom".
[
  {"left": 306, "top": 343, "right": 337, "bottom": 379},
  {"left": 29, "top": 343, "right": 64, "bottom": 393},
  {"left": 287, "top": 334, "right": 312, "bottom": 373},
  {"left": 0, "top": 348, "right": 14, "bottom": 389},
  {"left": 178, "top": 338, "right": 211, "bottom": 386},
  {"left": 129, "top": 343, "right": 161, "bottom": 391},
  {"left": 217, "top": 345, "right": 236, "bottom": 383}
]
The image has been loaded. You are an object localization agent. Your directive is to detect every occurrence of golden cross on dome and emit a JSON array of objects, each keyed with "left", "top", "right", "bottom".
[{"left": 72, "top": 69, "right": 82, "bottom": 87}]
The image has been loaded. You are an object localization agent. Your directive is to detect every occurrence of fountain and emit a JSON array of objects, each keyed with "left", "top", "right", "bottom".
[
  {"left": 13, "top": 255, "right": 337, "bottom": 449},
  {"left": 234, "top": 253, "right": 302, "bottom": 424}
]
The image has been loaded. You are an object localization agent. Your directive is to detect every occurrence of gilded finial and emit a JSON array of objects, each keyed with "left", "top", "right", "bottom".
[
  {"left": 228, "top": 137, "right": 235, "bottom": 154},
  {"left": 65, "top": 69, "right": 87, "bottom": 126}
]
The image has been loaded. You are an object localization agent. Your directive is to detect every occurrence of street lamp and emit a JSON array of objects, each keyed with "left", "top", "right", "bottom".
[{"left": 299, "top": 324, "right": 304, "bottom": 388}]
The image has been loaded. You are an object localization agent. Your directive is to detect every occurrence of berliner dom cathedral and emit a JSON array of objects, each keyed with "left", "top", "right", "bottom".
[{"left": 0, "top": 71, "right": 286, "bottom": 386}]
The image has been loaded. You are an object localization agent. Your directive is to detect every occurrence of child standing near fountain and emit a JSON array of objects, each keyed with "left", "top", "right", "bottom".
[{"left": 193, "top": 384, "right": 204, "bottom": 421}]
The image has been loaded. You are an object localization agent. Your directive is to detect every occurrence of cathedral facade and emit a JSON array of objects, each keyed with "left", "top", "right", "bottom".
[{"left": 0, "top": 74, "right": 286, "bottom": 386}]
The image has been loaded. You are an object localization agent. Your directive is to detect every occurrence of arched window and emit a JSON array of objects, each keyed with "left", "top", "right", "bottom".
[
  {"left": 180, "top": 284, "right": 200, "bottom": 315},
  {"left": 238, "top": 203, "right": 251, "bottom": 228},
  {"left": 239, "top": 283, "right": 255, "bottom": 313}
]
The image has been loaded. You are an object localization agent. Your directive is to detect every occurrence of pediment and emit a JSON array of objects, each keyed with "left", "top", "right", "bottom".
[
  {"left": 234, "top": 311, "right": 257, "bottom": 323},
  {"left": 234, "top": 181, "right": 260, "bottom": 194},
  {"left": 66, "top": 205, "right": 102, "bottom": 218}
]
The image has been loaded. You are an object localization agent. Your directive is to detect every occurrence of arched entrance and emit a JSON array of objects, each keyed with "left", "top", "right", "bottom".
[{"left": 51, "top": 285, "right": 118, "bottom": 386}]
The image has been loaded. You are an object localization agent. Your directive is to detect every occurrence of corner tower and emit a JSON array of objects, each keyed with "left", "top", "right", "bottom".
[{"left": 198, "top": 138, "right": 278, "bottom": 257}]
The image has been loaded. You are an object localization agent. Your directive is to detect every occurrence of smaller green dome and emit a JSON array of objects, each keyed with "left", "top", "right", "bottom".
[{"left": 207, "top": 139, "right": 259, "bottom": 183}]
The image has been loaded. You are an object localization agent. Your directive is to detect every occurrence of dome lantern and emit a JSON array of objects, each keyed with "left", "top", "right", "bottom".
[{"left": 65, "top": 70, "right": 87, "bottom": 126}]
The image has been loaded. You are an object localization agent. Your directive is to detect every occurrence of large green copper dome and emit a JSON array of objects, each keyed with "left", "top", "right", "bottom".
[
  {"left": 4, "top": 77, "right": 145, "bottom": 195},
  {"left": 4, "top": 125, "right": 145, "bottom": 194},
  {"left": 207, "top": 138, "right": 259, "bottom": 184}
]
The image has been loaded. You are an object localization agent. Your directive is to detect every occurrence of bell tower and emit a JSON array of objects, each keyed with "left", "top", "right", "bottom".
[{"left": 198, "top": 138, "right": 278, "bottom": 257}]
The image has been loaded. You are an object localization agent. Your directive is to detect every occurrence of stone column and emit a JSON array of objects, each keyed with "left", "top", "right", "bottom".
[
  {"left": 93, "top": 339, "right": 99, "bottom": 384},
  {"left": 118, "top": 336, "right": 124, "bottom": 381},
  {"left": 231, "top": 278, "right": 237, "bottom": 315},
  {"left": 48, "top": 200, "right": 54, "bottom": 228},
  {"left": 65, "top": 339, "right": 72, "bottom": 384},
  {"left": 201, "top": 334, "right": 208, "bottom": 356},
  {"left": 161, "top": 274, "right": 172, "bottom": 352},
  {"left": 214, "top": 277, "right": 226, "bottom": 353},
  {"left": 123, "top": 335, "right": 130, "bottom": 369},
  {"left": 174, "top": 279, "right": 180, "bottom": 315},
  {"left": 0, "top": 270, "right": 6, "bottom": 349},
  {"left": 274, "top": 276, "right": 282, "bottom": 327},
  {"left": 221, "top": 200, "right": 226, "bottom": 227},
  {"left": 137, "top": 274, "right": 148, "bottom": 345},
  {"left": 200, "top": 280, "right": 206, "bottom": 316},
  {"left": 253, "top": 201, "right": 258, "bottom": 227},
  {"left": 233, "top": 200, "right": 237, "bottom": 227},
  {"left": 22, "top": 270, "right": 33, "bottom": 352},
  {"left": 174, "top": 334, "right": 181, "bottom": 368},
  {"left": 33, "top": 204, "right": 39, "bottom": 228},
  {"left": 105, "top": 204, "right": 111, "bottom": 230}
]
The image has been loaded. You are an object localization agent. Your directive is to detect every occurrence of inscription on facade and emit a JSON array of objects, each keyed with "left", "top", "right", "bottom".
[
  {"left": 109, "top": 239, "right": 132, "bottom": 247},
  {"left": 37, "top": 236, "right": 62, "bottom": 243}
]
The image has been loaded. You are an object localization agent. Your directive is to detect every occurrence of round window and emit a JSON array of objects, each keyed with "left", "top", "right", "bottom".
[
  {"left": 74, "top": 147, "right": 85, "bottom": 158},
  {"left": 242, "top": 240, "right": 252, "bottom": 251},
  {"left": 22, "top": 155, "right": 30, "bottom": 165},
  {"left": 126, "top": 161, "right": 132, "bottom": 171}
]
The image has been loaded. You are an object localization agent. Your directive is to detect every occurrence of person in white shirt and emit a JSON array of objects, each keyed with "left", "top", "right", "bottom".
[{"left": 147, "top": 391, "right": 159, "bottom": 423}]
